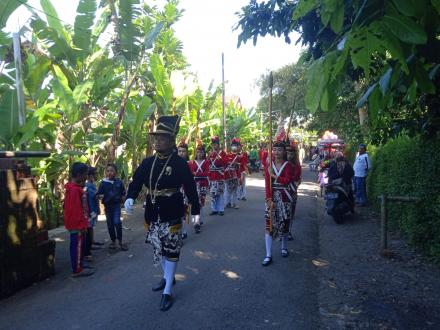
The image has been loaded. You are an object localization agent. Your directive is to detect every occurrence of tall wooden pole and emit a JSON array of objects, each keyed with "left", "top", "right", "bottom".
[
  {"left": 268, "top": 72, "right": 274, "bottom": 232},
  {"left": 13, "top": 32, "right": 25, "bottom": 127},
  {"left": 268, "top": 72, "right": 274, "bottom": 171},
  {"left": 222, "top": 53, "right": 227, "bottom": 151},
  {"left": 285, "top": 99, "right": 296, "bottom": 142}
]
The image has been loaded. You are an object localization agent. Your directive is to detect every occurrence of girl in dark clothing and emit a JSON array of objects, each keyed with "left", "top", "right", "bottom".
[{"left": 97, "top": 164, "right": 128, "bottom": 251}]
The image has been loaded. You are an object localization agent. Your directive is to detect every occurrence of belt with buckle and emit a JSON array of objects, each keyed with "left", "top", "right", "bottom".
[{"left": 146, "top": 188, "right": 178, "bottom": 197}]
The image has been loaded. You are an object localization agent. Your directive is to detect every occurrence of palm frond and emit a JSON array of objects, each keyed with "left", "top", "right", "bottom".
[
  {"left": 91, "top": 6, "right": 111, "bottom": 49},
  {"left": 118, "top": 0, "right": 142, "bottom": 61},
  {"left": 30, "top": 16, "right": 76, "bottom": 67},
  {"left": 0, "top": 0, "right": 27, "bottom": 29},
  {"left": 73, "top": 0, "right": 97, "bottom": 58},
  {"left": 40, "top": 0, "right": 71, "bottom": 44}
]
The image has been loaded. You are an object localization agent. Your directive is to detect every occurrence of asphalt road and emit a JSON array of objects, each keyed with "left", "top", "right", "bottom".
[{"left": 0, "top": 169, "right": 320, "bottom": 330}]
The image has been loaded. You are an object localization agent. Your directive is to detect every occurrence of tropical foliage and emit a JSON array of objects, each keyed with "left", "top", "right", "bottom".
[
  {"left": 0, "top": 0, "right": 258, "bottom": 228},
  {"left": 235, "top": 0, "right": 440, "bottom": 142},
  {"left": 368, "top": 135, "right": 440, "bottom": 262}
]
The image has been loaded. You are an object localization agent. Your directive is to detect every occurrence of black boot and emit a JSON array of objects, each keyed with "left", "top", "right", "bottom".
[{"left": 160, "top": 294, "right": 173, "bottom": 311}]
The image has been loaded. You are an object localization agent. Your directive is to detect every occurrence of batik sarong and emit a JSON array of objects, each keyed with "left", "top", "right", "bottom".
[
  {"left": 145, "top": 221, "right": 182, "bottom": 266},
  {"left": 209, "top": 180, "right": 225, "bottom": 198},
  {"left": 264, "top": 189, "right": 292, "bottom": 238}
]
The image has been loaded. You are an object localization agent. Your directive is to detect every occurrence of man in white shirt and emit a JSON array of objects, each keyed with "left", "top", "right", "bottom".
[{"left": 353, "top": 143, "right": 372, "bottom": 206}]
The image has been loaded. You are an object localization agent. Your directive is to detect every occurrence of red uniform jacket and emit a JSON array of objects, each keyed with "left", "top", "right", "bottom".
[
  {"left": 64, "top": 182, "right": 89, "bottom": 231},
  {"left": 259, "top": 149, "right": 268, "bottom": 169},
  {"left": 208, "top": 150, "right": 227, "bottom": 181},
  {"left": 264, "top": 161, "right": 295, "bottom": 200},
  {"left": 225, "top": 152, "right": 240, "bottom": 180},
  {"left": 292, "top": 163, "right": 302, "bottom": 182},
  {"left": 188, "top": 159, "right": 210, "bottom": 187},
  {"left": 289, "top": 163, "right": 302, "bottom": 194},
  {"left": 239, "top": 151, "right": 249, "bottom": 175}
]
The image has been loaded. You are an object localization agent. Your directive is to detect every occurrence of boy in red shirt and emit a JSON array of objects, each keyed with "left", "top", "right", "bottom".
[{"left": 64, "top": 162, "right": 95, "bottom": 277}]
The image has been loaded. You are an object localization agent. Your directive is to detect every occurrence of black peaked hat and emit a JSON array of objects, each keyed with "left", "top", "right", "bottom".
[{"left": 149, "top": 115, "right": 181, "bottom": 137}]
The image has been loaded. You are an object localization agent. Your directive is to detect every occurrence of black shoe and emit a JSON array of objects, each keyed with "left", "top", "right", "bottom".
[
  {"left": 209, "top": 211, "right": 218, "bottom": 216},
  {"left": 218, "top": 211, "right": 224, "bottom": 216},
  {"left": 287, "top": 232, "right": 293, "bottom": 241},
  {"left": 152, "top": 277, "right": 176, "bottom": 291},
  {"left": 281, "top": 249, "right": 289, "bottom": 258},
  {"left": 226, "top": 203, "right": 232, "bottom": 208},
  {"left": 160, "top": 294, "right": 173, "bottom": 311},
  {"left": 262, "top": 256, "right": 272, "bottom": 266},
  {"left": 241, "top": 197, "right": 247, "bottom": 201},
  {"left": 194, "top": 224, "right": 201, "bottom": 234},
  {"left": 182, "top": 232, "right": 188, "bottom": 240}
]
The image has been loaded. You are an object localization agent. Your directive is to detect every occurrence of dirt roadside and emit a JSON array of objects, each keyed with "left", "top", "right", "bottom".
[{"left": 316, "top": 193, "right": 440, "bottom": 329}]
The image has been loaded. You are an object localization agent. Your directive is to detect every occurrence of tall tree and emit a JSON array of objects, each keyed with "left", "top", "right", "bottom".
[{"left": 235, "top": 0, "right": 440, "bottom": 140}]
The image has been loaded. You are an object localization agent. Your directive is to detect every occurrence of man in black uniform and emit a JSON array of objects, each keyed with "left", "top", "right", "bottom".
[{"left": 124, "top": 115, "right": 200, "bottom": 311}]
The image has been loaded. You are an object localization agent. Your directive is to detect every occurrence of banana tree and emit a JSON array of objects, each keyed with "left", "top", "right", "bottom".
[
  {"left": 120, "top": 95, "right": 156, "bottom": 173},
  {"left": 0, "top": 0, "right": 30, "bottom": 147}
]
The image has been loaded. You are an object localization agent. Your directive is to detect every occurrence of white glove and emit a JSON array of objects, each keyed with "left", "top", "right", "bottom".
[{"left": 124, "top": 198, "right": 134, "bottom": 214}]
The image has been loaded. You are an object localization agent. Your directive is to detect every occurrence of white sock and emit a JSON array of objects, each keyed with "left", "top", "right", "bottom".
[
  {"left": 182, "top": 219, "right": 187, "bottom": 234},
  {"left": 163, "top": 260, "right": 177, "bottom": 295},
  {"left": 193, "top": 214, "right": 200, "bottom": 225},
  {"left": 281, "top": 235, "right": 287, "bottom": 250},
  {"left": 265, "top": 233, "right": 272, "bottom": 258}
]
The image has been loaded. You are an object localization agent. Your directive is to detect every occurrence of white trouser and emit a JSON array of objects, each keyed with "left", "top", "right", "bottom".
[
  {"left": 238, "top": 175, "right": 247, "bottom": 199},
  {"left": 225, "top": 186, "right": 238, "bottom": 205}
]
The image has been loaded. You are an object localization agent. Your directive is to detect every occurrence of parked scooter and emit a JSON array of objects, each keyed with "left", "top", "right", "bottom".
[{"left": 324, "top": 178, "right": 353, "bottom": 224}]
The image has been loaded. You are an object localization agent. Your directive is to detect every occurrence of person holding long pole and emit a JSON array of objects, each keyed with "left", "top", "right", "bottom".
[
  {"left": 262, "top": 73, "right": 295, "bottom": 266},
  {"left": 263, "top": 135, "right": 296, "bottom": 266}
]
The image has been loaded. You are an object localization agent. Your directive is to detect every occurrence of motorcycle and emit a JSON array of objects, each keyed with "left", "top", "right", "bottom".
[{"left": 324, "top": 178, "right": 353, "bottom": 224}]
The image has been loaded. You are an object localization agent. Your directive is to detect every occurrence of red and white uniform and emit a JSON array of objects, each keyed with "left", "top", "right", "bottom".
[
  {"left": 264, "top": 161, "right": 295, "bottom": 237},
  {"left": 188, "top": 159, "right": 210, "bottom": 207},
  {"left": 259, "top": 148, "right": 268, "bottom": 170},
  {"left": 237, "top": 151, "right": 249, "bottom": 199},
  {"left": 289, "top": 162, "right": 302, "bottom": 221},
  {"left": 224, "top": 151, "right": 241, "bottom": 206},
  {"left": 224, "top": 152, "right": 240, "bottom": 181},
  {"left": 208, "top": 150, "right": 227, "bottom": 197},
  {"left": 239, "top": 151, "right": 249, "bottom": 178}
]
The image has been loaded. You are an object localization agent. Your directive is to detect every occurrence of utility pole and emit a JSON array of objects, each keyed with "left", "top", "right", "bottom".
[
  {"left": 222, "top": 52, "right": 227, "bottom": 151},
  {"left": 13, "top": 32, "right": 25, "bottom": 127}
]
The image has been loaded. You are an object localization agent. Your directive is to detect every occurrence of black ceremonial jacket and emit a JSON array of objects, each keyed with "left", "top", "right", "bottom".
[{"left": 126, "top": 151, "right": 200, "bottom": 225}]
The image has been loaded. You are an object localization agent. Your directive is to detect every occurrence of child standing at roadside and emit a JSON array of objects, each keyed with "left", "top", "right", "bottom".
[
  {"left": 64, "top": 162, "right": 95, "bottom": 277},
  {"left": 97, "top": 164, "right": 128, "bottom": 251},
  {"left": 84, "top": 167, "right": 101, "bottom": 261}
]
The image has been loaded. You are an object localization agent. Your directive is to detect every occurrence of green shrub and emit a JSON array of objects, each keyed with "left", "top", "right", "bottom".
[{"left": 368, "top": 135, "right": 440, "bottom": 262}]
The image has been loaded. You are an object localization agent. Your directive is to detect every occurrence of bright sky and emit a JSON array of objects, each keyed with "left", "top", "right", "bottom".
[
  {"left": 174, "top": 0, "right": 303, "bottom": 108},
  {"left": 7, "top": 0, "right": 303, "bottom": 108}
]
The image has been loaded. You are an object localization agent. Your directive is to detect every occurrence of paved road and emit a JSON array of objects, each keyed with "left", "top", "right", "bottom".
[{"left": 0, "top": 169, "right": 320, "bottom": 330}]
